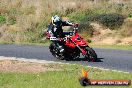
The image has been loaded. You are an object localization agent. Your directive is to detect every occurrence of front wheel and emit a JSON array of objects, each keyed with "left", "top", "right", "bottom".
[{"left": 85, "top": 46, "right": 97, "bottom": 62}]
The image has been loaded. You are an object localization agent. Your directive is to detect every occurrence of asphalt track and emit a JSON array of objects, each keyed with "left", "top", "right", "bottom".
[{"left": 0, "top": 44, "right": 132, "bottom": 73}]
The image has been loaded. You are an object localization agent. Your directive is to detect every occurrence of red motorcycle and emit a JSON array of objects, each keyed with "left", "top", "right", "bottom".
[{"left": 47, "top": 24, "right": 97, "bottom": 62}]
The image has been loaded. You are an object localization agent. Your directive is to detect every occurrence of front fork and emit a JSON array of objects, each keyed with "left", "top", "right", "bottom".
[
  {"left": 76, "top": 45, "right": 87, "bottom": 55},
  {"left": 69, "top": 38, "right": 87, "bottom": 55}
]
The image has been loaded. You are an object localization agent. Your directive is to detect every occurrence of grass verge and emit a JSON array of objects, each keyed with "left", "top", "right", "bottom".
[
  {"left": 0, "top": 41, "right": 51, "bottom": 46},
  {"left": 90, "top": 44, "right": 132, "bottom": 50},
  {"left": 0, "top": 41, "right": 132, "bottom": 50},
  {"left": 0, "top": 62, "right": 132, "bottom": 88}
]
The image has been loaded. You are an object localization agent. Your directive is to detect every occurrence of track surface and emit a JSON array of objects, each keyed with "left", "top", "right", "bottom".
[{"left": 0, "top": 44, "right": 132, "bottom": 72}]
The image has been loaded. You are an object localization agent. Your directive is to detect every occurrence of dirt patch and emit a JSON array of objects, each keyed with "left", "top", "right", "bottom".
[
  {"left": 90, "top": 23, "right": 132, "bottom": 45},
  {"left": 0, "top": 59, "right": 62, "bottom": 73}
]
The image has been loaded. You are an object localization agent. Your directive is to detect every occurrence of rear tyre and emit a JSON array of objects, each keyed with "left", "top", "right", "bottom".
[{"left": 85, "top": 46, "right": 97, "bottom": 62}]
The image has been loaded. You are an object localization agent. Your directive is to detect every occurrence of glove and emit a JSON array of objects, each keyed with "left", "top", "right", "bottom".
[
  {"left": 73, "top": 23, "right": 79, "bottom": 27},
  {"left": 73, "top": 23, "right": 79, "bottom": 30}
]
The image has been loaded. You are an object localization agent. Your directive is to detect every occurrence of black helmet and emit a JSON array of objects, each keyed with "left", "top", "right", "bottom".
[{"left": 52, "top": 15, "right": 62, "bottom": 27}]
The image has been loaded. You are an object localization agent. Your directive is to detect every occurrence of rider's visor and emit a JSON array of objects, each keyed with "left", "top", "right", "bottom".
[{"left": 54, "top": 21, "right": 62, "bottom": 27}]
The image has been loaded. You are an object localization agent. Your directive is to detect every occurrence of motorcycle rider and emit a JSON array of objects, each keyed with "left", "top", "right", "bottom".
[{"left": 47, "top": 15, "right": 74, "bottom": 53}]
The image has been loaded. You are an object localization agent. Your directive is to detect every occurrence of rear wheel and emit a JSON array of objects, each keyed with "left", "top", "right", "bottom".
[{"left": 85, "top": 46, "right": 97, "bottom": 62}]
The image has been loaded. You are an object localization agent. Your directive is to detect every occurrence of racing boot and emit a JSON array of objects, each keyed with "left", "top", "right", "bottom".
[{"left": 58, "top": 46, "right": 64, "bottom": 53}]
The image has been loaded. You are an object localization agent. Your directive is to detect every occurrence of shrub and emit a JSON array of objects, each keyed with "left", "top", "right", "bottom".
[
  {"left": 9, "top": 8, "right": 17, "bottom": 14},
  {"left": 128, "top": 13, "right": 132, "bottom": 18},
  {"left": 0, "top": 15, "right": 6, "bottom": 24},
  {"left": 79, "top": 22, "right": 94, "bottom": 37},
  {"left": 8, "top": 16, "right": 16, "bottom": 25},
  {"left": 94, "top": 13, "right": 125, "bottom": 30},
  {"left": 65, "top": 8, "right": 75, "bottom": 15}
]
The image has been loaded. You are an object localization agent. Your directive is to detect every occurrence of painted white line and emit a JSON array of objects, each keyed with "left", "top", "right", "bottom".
[
  {"left": 0, "top": 56, "right": 130, "bottom": 74},
  {"left": 0, "top": 56, "right": 60, "bottom": 64}
]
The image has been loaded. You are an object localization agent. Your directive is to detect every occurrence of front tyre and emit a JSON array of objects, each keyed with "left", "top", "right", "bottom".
[{"left": 85, "top": 46, "right": 97, "bottom": 62}]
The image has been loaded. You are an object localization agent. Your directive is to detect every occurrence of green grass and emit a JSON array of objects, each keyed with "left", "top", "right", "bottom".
[
  {"left": 0, "top": 64, "right": 132, "bottom": 88},
  {"left": 90, "top": 44, "right": 132, "bottom": 50}
]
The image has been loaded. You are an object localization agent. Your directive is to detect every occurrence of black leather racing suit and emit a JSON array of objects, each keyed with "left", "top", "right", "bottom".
[
  {"left": 47, "top": 21, "right": 73, "bottom": 38},
  {"left": 47, "top": 21, "right": 73, "bottom": 53}
]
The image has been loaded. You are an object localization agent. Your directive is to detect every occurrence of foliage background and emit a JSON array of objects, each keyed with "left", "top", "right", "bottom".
[{"left": 0, "top": 0, "right": 132, "bottom": 44}]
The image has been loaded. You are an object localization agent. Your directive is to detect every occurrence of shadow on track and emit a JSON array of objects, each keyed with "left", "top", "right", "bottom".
[{"left": 66, "top": 57, "right": 104, "bottom": 62}]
